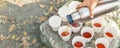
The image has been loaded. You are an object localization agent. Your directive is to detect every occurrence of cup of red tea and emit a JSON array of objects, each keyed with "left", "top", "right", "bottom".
[
  {"left": 72, "top": 36, "right": 86, "bottom": 48},
  {"left": 81, "top": 27, "right": 94, "bottom": 42},
  {"left": 70, "top": 22, "right": 82, "bottom": 33},
  {"left": 58, "top": 26, "right": 72, "bottom": 41},
  {"left": 95, "top": 38, "right": 109, "bottom": 48},
  {"left": 49, "top": 15, "right": 61, "bottom": 31},
  {"left": 92, "top": 17, "right": 106, "bottom": 33},
  {"left": 104, "top": 26, "right": 117, "bottom": 41}
]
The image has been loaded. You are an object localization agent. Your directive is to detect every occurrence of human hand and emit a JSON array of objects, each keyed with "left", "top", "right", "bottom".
[{"left": 76, "top": 0, "right": 99, "bottom": 18}]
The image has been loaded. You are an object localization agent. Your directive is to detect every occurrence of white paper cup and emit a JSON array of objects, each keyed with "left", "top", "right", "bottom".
[
  {"left": 69, "top": 1, "right": 81, "bottom": 13},
  {"left": 49, "top": 16, "right": 61, "bottom": 31},
  {"left": 58, "top": 26, "right": 72, "bottom": 41},
  {"left": 95, "top": 38, "right": 109, "bottom": 48},
  {"left": 70, "top": 22, "right": 82, "bottom": 33},
  {"left": 92, "top": 17, "right": 106, "bottom": 33},
  {"left": 81, "top": 27, "right": 94, "bottom": 42},
  {"left": 72, "top": 36, "right": 86, "bottom": 48},
  {"left": 104, "top": 26, "right": 117, "bottom": 42},
  {"left": 58, "top": 6, "right": 70, "bottom": 22}
]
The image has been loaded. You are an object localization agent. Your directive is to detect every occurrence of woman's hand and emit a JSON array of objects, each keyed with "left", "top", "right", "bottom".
[{"left": 76, "top": 0, "right": 99, "bottom": 18}]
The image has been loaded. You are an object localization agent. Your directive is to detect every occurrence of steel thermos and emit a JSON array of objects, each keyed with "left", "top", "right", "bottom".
[{"left": 67, "top": 0, "right": 120, "bottom": 24}]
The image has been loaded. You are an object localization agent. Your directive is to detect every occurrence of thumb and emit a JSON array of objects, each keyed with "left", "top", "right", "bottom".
[{"left": 89, "top": 7, "right": 94, "bottom": 18}]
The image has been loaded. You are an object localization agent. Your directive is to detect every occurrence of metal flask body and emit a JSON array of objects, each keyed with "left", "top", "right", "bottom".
[{"left": 67, "top": 0, "right": 120, "bottom": 24}]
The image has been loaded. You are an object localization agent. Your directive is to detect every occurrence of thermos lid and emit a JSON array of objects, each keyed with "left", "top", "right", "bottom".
[{"left": 67, "top": 15, "right": 73, "bottom": 24}]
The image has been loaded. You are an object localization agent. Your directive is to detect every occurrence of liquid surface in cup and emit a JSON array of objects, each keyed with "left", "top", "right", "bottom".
[
  {"left": 97, "top": 43, "right": 105, "bottom": 48},
  {"left": 71, "top": 22, "right": 80, "bottom": 27},
  {"left": 74, "top": 41, "right": 83, "bottom": 47},
  {"left": 83, "top": 32, "right": 91, "bottom": 38},
  {"left": 106, "top": 32, "right": 113, "bottom": 37},
  {"left": 61, "top": 31, "right": 69, "bottom": 36},
  {"left": 94, "top": 23, "right": 101, "bottom": 27}
]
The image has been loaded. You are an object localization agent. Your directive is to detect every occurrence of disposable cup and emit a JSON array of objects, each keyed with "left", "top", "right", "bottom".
[
  {"left": 58, "top": 26, "right": 72, "bottom": 41},
  {"left": 70, "top": 22, "right": 82, "bottom": 33},
  {"left": 104, "top": 26, "right": 117, "bottom": 42},
  {"left": 72, "top": 36, "right": 86, "bottom": 48},
  {"left": 69, "top": 1, "right": 81, "bottom": 13},
  {"left": 95, "top": 38, "right": 109, "bottom": 48},
  {"left": 81, "top": 27, "right": 94, "bottom": 42},
  {"left": 92, "top": 17, "right": 106, "bottom": 33},
  {"left": 58, "top": 6, "right": 70, "bottom": 22},
  {"left": 49, "top": 15, "right": 61, "bottom": 31}
]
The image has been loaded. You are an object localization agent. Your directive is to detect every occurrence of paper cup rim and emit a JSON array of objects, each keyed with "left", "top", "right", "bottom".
[
  {"left": 49, "top": 16, "right": 61, "bottom": 27},
  {"left": 92, "top": 23, "right": 103, "bottom": 28},
  {"left": 81, "top": 27, "right": 94, "bottom": 37},
  {"left": 68, "top": 1, "right": 81, "bottom": 13},
  {"left": 72, "top": 36, "right": 86, "bottom": 47},
  {"left": 69, "top": 1, "right": 80, "bottom": 6},
  {"left": 70, "top": 22, "right": 82, "bottom": 28},
  {"left": 95, "top": 38, "right": 109, "bottom": 48},
  {"left": 92, "top": 17, "right": 106, "bottom": 27},
  {"left": 58, "top": 26, "right": 72, "bottom": 37},
  {"left": 58, "top": 6, "right": 70, "bottom": 18},
  {"left": 104, "top": 26, "right": 117, "bottom": 38}
]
